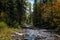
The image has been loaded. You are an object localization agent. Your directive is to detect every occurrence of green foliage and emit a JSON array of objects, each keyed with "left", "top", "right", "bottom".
[
  {"left": 0, "top": 0, "right": 28, "bottom": 27},
  {"left": 0, "top": 22, "right": 8, "bottom": 28},
  {"left": 33, "top": 0, "right": 60, "bottom": 32},
  {"left": 0, "top": 27, "right": 20, "bottom": 40}
]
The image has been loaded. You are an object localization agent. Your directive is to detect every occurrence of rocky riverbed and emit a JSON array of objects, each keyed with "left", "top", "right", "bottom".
[{"left": 11, "top": 28, "right": 60, "bottom": 40}]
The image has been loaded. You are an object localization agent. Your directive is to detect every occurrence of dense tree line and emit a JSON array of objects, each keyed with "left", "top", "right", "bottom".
[
  {"left": 33, "top": 0, "right": 60, "bottom": 32},
  {"left": 0, "top": 0, "right": 60, "bottom": 32},
  {"left": 0, "top": 0, "right": 27, "bottom": 27}
]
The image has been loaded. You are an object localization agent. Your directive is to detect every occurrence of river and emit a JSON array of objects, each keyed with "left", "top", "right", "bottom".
[{"left": 11, "top": 24, "right": 60, "bottom": 40}]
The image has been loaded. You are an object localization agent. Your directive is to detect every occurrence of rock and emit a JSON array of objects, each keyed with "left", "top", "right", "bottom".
[{"left": 11, "top": 29, "right": 60, "bottom": 40}]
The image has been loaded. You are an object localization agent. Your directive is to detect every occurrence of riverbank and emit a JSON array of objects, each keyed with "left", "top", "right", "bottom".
[
  {"left": 0, "top": 27, "right": 20, "bottom": 40},
  {"left": 0, "top": 22, "right": 20, "bottom": 40}
]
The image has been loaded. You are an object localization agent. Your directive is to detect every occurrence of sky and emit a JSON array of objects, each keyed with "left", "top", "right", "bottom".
[
  {"left": 29, "top": 0, "right": 34, "bottom": 4},
  {"left": 29, "top": 0, "right": 34, "bottom": 12}
]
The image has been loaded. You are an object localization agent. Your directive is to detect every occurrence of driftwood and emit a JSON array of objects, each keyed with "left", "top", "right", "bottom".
[{"left": 54, "top": 34, "right": 60, "bottom": 38}]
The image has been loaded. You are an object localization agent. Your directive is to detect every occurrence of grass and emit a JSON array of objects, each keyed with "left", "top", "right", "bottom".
[{"left": 0, "top": 22, "right": 20, "bottom": 40}]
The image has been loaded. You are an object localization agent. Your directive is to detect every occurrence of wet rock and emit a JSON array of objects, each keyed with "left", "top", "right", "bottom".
[{"left": 11, "top": 29, "right": 60, "bottom": 40}]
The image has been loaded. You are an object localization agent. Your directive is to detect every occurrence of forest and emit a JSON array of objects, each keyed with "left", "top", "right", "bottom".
[{"left": 0, "top": 0, "right": 60, "bottom": 40}]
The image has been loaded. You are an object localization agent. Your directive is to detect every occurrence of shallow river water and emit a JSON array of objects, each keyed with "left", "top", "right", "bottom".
[
  {"left": 11, "top": 24, "right": 60, "bottom": 40},
  {"left": 11, "top": 28, "right": 60, "bottom": 40},
  {"left": 24, "top": 29, "right": 55, "bottom": 40}
]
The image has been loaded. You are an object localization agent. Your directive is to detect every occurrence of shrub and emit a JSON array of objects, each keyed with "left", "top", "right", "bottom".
[{"left": 0, "top": 22, "right": 8, "bottom": 29}]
